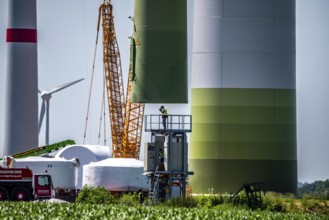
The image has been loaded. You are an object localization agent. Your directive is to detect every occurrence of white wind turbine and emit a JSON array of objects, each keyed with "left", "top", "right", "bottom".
[{"left": 38, "top": 78, "right": 84, "bottom": 145}]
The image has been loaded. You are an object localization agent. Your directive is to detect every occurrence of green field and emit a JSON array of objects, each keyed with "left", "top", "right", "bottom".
[
  {"left": 0, "top": 202, "right": 327, "bottom": 220},
  {"left": 2, "top": 186, "right": 328, "bottom": 219}
]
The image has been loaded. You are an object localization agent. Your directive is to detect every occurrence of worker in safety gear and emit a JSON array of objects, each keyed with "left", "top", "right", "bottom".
[
  {"left": 138, "top": 188, "right": 144, "bottom": 204},
  {"left": 157, "top": 148, "right": 165, "bottom": 171},
  {"left": 159, "top": 105, "right": 168, "bottom": 129}
]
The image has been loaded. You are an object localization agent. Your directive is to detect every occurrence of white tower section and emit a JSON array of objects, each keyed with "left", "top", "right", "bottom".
[{"left": 2, "top": 0, "right": 38, "bottom": 156}]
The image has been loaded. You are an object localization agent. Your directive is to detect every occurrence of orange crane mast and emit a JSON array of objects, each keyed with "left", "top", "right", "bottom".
[{"left": 99, "top": 2, "right": 144, "bottom": 159}]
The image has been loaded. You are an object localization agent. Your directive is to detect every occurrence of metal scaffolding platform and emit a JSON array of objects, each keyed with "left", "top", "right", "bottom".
[
  {"left": 143, "top": 114, "right": 193, "bottom": 202},
  {"left": 144, "top": 114, "right": 192, "bottom": 133}
]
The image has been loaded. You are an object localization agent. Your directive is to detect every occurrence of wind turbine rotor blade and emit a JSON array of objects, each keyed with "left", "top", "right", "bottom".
[
  {"left": 38, "top": 99, "right": 46, "bottom": 133},
  {"left": 48, "top": 78, "right": 84, "bottom": 95}
]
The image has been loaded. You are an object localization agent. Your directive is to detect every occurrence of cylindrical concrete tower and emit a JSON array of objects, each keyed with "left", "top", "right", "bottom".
[
  {"left": 131, "top": 0, "right": 188, "bottom": 103},
  {"left": 2, "top": 0, "right": 38, "bottom": 156},
  {"left": 190, "top": 0, "right": 296, "bottom": 193}
]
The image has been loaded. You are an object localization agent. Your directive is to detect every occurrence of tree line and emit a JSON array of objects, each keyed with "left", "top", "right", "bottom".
[{"left": 298, "top": 179, "right": 329, "bottom": 199}]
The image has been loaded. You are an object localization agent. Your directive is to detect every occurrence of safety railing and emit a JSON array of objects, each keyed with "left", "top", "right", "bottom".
[{"left": 144, "top": 115, "right": 192, "bottom": 132}]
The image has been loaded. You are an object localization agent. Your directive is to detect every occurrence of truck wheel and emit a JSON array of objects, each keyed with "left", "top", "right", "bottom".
[
  {"left": 10, "top": 186, "right": 31, "bottom": 201},
  {"left": 0, "top": 186, "right": 9, "bottom": 201}
]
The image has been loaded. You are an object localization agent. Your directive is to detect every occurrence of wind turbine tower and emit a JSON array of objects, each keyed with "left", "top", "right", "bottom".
[
  {"left": 190, "top": 0, "right": 296, "bottom": 193},
  {"left": 2, "top": 0, "right": 38, "bottom": 156}
]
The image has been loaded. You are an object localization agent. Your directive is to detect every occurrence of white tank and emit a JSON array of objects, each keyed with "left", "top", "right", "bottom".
[
  {"left": 83, "top": 158, "right": 149, "bottom": 192},
  {"left": 55, "top": 145, "right": 112, "bottom": 189},
  {"left": 13, "top": 157, "right": 79, "bottom": 190}
]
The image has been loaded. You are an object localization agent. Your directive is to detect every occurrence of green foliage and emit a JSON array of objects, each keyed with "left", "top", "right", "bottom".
[
  {"left": 261, "top": 191, "right": 329, "bottom": 215},
  {"left": 72, "top": 186, "right": 329, "bottom": 216},
  {"left": 298, "top": 179, "right": 329, "bottom": 199},
  {"left": 262, "top": 192, "right": 305, "bottom": 213},
  {"left": 231, "top": 191, "right": 249, "bottom": 207},
  {"left": 0, "top": 202, "right": 328, "bottom": 220},
  {"left": 160, "top": 196, "right": 198, "bottom": 208},
  {"left": 263, "top": 192, "right": 287, "bottom": 212},
  {"left": 192, "top": 193, "right": 236, "bottom": 208},
  {"left": 301, "top": 198, "right": 329, "bottom": 215},
  {"left": 160, "top": 193, "right": 242, "bottom": 209},
  {"left": 76, "top": 187, "right": 147, "bottom": 206},
  {"left": 118, "top": 192, "right": 139, "bottom": 206},
  {"left": 194, "top": 194, "right": 212, "bottom": 208},
  {"left": 76, "top": 185, "right": 116, "bottom": 204}
]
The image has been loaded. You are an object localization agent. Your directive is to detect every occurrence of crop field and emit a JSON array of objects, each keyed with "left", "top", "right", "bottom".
[{"left": 0, "top": 202, "right": 328, "bottom": 220}]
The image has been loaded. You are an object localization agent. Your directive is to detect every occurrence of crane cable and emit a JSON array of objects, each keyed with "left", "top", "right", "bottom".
[
  {"left": 103, "top": 68, "right": 107, "bottom": 146},
  {"left": 83, "top": 7, "right": 102, "bottom": 144},
  {"left": 97, "top": 69, "right": 107, "bottom": 145},
  {"left": 97, "top": 80, "right": 104, "bottom": 145}
]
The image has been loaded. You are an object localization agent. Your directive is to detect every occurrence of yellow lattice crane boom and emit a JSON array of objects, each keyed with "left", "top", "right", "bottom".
[{"left": 99, "top": 2, "right": 144, "bottom": 159}]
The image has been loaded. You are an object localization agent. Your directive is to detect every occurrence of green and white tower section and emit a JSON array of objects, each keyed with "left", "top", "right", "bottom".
[{"left": 190, "top": 0, "right": 296, "bottom": 194}]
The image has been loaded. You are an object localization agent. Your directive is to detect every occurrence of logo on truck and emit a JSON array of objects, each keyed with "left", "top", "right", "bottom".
[
  {"left": 37, "top": 190, "right": 50, "bottom": 194},
  {"left": 0, "top": 169, "right": 22, "bottom": 174},
  {"left": 0, "top": 168, "right": 32, "bottom": 180}
]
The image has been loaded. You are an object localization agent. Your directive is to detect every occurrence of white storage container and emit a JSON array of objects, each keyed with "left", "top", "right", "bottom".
[
  {"left": 83, "top": 158, "right": 149, "bottom": 192},
  {"left": 55, "top": 145, "right": 112, "bottom": 189}
]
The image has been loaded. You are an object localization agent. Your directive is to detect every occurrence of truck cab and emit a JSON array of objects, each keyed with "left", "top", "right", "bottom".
[{"left": 33, "top": 174, "right": 53, "bottom": 199}]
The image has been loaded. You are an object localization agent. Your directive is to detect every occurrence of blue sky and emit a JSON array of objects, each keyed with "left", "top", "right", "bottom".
[{"left": 1, "top": 0, "right": 329, "bottom": 183}]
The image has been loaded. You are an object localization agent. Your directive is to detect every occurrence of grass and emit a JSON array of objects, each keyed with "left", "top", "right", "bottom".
[{"left": 3, "top": 182, "right": 328, "bottom": 218}]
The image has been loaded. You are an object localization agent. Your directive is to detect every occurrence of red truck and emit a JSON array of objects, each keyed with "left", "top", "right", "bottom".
[{"left": 0, "top": 167, "right": 53, "bottom": 201}]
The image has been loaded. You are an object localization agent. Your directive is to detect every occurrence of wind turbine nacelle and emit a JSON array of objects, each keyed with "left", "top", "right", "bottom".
[{"left": 40, "top": 92, "right": 52, "bottom": 100}]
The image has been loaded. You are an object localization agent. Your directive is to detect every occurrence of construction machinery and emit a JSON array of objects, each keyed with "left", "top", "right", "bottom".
[
  {"left": 99, "top": 1, "right": 193, "bottom": 201},
  {"left": 0, "top": 157, "right": 53, "bottom": 201},
  {"left": 0, "top": 139, "right": 75, "bottom": 159},
  {"left": 0, "top": 167, "right": 53, "bottom": 201},
  {"left": 231, "top": 182, "right": 266, "bottom": 209},
  {"left": 84, "top": 1, "right": 144, "bottom": 159},
  {"left": 83, "top": 1, "right": 192, "bottom": 201},
  {"left": 2, "top": 154, "right": 79, "bottom": 201}
]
